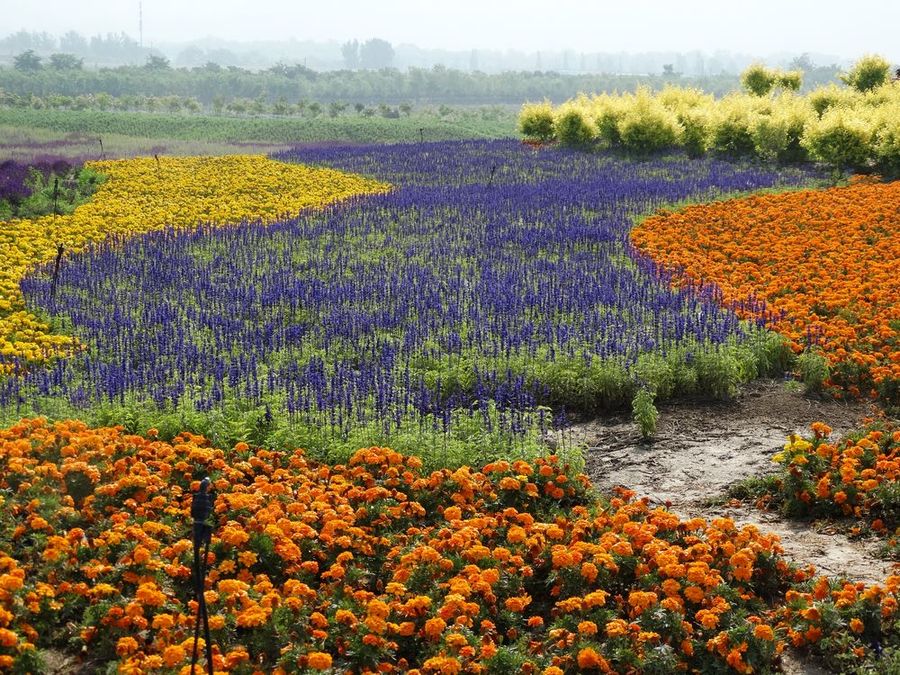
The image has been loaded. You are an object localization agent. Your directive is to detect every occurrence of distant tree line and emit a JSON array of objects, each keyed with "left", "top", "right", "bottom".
[
  {"left": 0, "top": 59, "right": 749, "bottom": 106},
  {"left": 0, "top": 29, "right": 848, "bottom": 77}
]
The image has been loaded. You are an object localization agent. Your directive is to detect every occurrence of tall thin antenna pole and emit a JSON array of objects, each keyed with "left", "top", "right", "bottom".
[{"left": 139, "top": 1, "right": 144, "bottom": 48}]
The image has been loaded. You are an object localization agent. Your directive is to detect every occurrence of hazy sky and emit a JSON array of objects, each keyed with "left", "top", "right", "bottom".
[{"left": 2, "top": 0, "right": 898, "bottom": 60}]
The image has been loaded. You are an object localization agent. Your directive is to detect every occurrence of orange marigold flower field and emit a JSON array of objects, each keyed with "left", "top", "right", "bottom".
[
  {"left": 631, "top": 181, "right": 900, "bottom": 403},
  {"left": 0, "top": 419, "right": 897, "bottom": 672},
  {"left": 765, "top": 422, "right": 900, "bottom": 547}
]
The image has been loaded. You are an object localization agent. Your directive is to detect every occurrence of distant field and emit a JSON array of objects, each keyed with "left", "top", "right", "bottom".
[{"left": 0, "top": 107, "right": 518, "bottom": 159}]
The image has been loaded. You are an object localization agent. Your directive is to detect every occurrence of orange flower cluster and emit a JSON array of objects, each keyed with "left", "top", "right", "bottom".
[
  {"left": 776, "top": 574, "right": 900, "bottom": 666},
  {"left": 769, "top": 422, "right": 900, "bottom": 538},
  {"left": 0, "top": 419, "right": 897, "bottom": 672},
  {"left": 631, "top": 181, "right": 900, "bottom": 403},
  {"left": 0, "top": 550, "right": 38, "bottom": 670}
]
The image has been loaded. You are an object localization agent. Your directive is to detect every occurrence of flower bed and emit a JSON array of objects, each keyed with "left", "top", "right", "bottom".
[
  {"left": 631, "top": 181, "right": 900, "bottom": 404},
  {"left": 0, "top": 419, "right": 896, "bottom": 672},
  {"left": 0, "top": 155, "right": 388, "bottom": 372}
]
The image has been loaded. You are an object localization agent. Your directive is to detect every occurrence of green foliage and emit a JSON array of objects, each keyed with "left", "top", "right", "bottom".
[
  {"left": 801, "top": 109, "right": 873, "bottom": 170},
  {"left": 677, "top": 109, "right": 709, "bottom": 158},
  {"left": 808, "top": 84, "right": 850, "bottom": 117},
  {"left": 796, "top": 350, "right": 830, "bottom": 394},
  {"left": 777, "top": 71, "right": 803, "bottom": 91},
  {"left": 741, "top": 64, "right": 776, "bottom": 96},
  {"left": 751, "top": 103, "right": 810, "bottom": 163},
  {"left": 2, "top": 165, "right": 105, "bottom": 220},
  {"left": 595, "top": 103, "right": 625, "bottom": 146},
  {"left": 518, "top": 102, "right": 555, "bottom": 142},
  {"left": 741, "top": 65, "right": 803, "bottom": 96},
  {"left": 841, "top": 54, "right": 892, "bottom": 93},
  {"left": 0, "top": 60, "right": 745, "bottom": 108},
  {"left": 0, "top": 107, "right": 517, "bottom": 145},
  {"left": 617, "top": 101, "right": 681, "bottom": 154},
  {"left": 872, "top": 112, "right": 900, "bottom": 177},
  {"left": 632, "top": 388, "right": 659, "bottom": 440},
  {"left": 709, "top": 106, "right": 757, "bottom": 157},
  {"left": 13, "top": 49, "right": 42, "bottom": 72},
  {"left": 48, "top": 53, "right": 83, "bottom": 71},
  {"left": 693, "top": 348, "right": 741, "bottom": 400},
  {"left": 554, "top": 108, "right": 594, "bottom": 148},
  {"left": 8, "top": 394, "right": 577, "bottom": 475},
  {"left": 519, "top": 78, "right": 900, "bottom": 171}
]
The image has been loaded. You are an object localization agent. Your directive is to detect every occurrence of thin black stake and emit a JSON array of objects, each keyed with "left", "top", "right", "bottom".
[
  {"left": 50, "top": 243, "right": 64, "bottom": 302},
  {"left": 190, "top": 477, "right": 215, "bottom": 675},
  {"left": 155, "top": 153, "right": 161, "bottom": 178},
  {"left": 487, "top": 164, "right": 497, "bottom": 188},
  {"left": 98, "top": 137, "right": 104, "bottom": 159},
  {"left": 419, "top": 127, "right": 424, "bottom": 143}
]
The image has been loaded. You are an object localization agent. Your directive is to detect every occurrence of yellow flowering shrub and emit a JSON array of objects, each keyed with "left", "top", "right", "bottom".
[{"left": 0, "top": 155, "right": 389, "bottom": 371}]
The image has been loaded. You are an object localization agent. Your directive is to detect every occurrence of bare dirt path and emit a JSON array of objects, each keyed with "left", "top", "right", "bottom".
[
  {"left": 561, "top": 379, "right": 896, "bottom": 585},
  {"left": 565, "top": 379, "right": 896, "bottom": 672}
]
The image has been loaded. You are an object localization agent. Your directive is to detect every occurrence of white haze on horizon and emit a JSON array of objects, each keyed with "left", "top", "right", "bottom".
[{"left": 1, "top": 0, "right": 897, "bottom": 62}]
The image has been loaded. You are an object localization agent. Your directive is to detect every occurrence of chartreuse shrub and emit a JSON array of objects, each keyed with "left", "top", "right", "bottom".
[
  {"left": 520, "top": 54, "right": 900, "bottom": 174},
  {"left": 617, "top": 93, "right": 682, "bottom": 154},
  {"left": 841, "top": 54, "right": 892, "bottom": 93},
  {"left": 518, "top": 101, "right": 555, "bottom": 142},
  {"left": 741, "top": 63, "right": 803, "bottom": 97},
  {"left": 801, "top": 108, "right": 874, "bottom": 171},
  {"left": 554, "top": 105, "right": 595, "bottom": 148}
]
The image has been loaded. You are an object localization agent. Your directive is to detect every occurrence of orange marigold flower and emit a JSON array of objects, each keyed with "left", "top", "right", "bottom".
[
  {"left": 306, "top": 651, "right": 333, "bottom": 670},
  {"left": 116, "top": 636, "right": 139, "bottom": 656},
  {"left": 753, "top": 625, "right": 775, "bottom": 641},
  {"left": 576, "top": 647, "right": 608, "bottom": 670},
  {"left": 578, "top": 621, "right": 598, "bottom": 636},
  {"left": 424, "top": 617, "right": 447, "bottom": 640}
]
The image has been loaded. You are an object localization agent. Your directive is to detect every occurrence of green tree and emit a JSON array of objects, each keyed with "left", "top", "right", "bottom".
[
  {"left": 359, "top": 38, "right": 394, "bottom": 70},
  {"left": 49, "top": 53, "right": 83, "bottom": 70},
  {"left": 341, "top": 40, "right": 359, "bottom": 69},
  {"left": 144, "top": 54, "right": 171, "bottom": 71},
  {"left": 13, "top": 49, "right": 43, "bottom": 72},
  {"left": 841, "top": 54, "right": 892, "bottom": 92}
]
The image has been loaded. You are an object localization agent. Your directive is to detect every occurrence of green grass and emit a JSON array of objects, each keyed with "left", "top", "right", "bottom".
[
  {"left": 0, "top": 123, "right": 292, "bottom": 161},
  {"left": 0, "top": 107, "right": 517, "bottom": 147}
]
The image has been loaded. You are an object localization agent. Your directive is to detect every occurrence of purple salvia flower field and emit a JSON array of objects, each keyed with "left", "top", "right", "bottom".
[{"left": 11, "top": 141, "right": 820, "bottom": 460}]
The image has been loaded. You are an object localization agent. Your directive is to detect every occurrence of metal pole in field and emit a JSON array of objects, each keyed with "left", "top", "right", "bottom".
[
  {"left": 50, "top": 244, "right": 64, "bottom": 302},
  {"left": 190, "top": 477, "right": 215, "bottom": 675}
]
